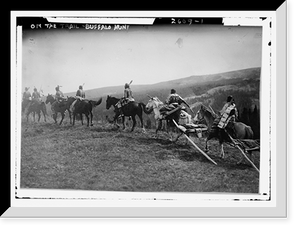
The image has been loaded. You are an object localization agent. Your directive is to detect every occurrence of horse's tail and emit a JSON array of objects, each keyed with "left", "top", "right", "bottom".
[
  {"left": 95, "top": 97, "right": 102, "bottom": 106},
  {"left": 245, "top": 125, "right": 254, "bottom": 139},
  {"left": 139, "top": 102, "right": 153, "bottom": 114}
]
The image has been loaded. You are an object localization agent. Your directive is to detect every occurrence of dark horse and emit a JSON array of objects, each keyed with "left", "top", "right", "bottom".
[
  {"left": 106, "top": 95, "right": 151, "bottom": 132},
  {"left": 23, "top": 100, "right": 47, "bottom": 122},
  {"left": 45, "top": 94, "right": 76, "bottom": 125},
  {"left": 194, "top": 103, "right": 254, "bottom": 160},
  {"left": 72, "top": 97, "right": 102, "bottom": 127}
]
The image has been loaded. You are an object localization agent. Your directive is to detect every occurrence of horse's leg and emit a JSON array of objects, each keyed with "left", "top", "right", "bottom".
[
  {"left": 219, "top": 130, "right": 225, "bottom": 159},
  {"left": 155, "top": 120, "right": 161, "bottom": 138},
  {"left": 59, "top": 112, "right": 65, "bottom": 125},
  {"left": 42, "top": 109, "right": 46, "bottom": 122},
  {"left": 131, "top": 116, "right": 137, "bottom": 132},
  {"left": 205, "top": 133, "right": 214, "bottom": 152},
  {"left": 173, "top": 132, "right": 183, "bottom": 143},
  {"left": 220, "top": 142, "right": 225, "bottom": 159},
  {"left": 166, "top": 122, "right": 173, "bottom": 141},
  {"left": 73, "top": 113, "right": 76, "bottom": 126},
  {"left": 80, "top": 114, "right": 83, "bottom": 125},
  {"left": 90, "top": 111, "right": 93, "bottom": 126},
  {"left": 122, "top": 116, "right": 126, "bottom": 130},
  {"left": 138, "top": 113, "right": 145, "bottom": 133},
  {"left": 68, "top": 109, "right": 72, "bottom": 124},
  {"left": 26, "top": 111, "right": 30, "bottom": 122},
  {"left": 38, "top": 111, "right": 41, "bottom": 122},
  {"left": 53, "top": 113, "right": 57, "bottom": 124},
  {"left": 85, "top": 113, "right": 89, "bottom": 127}
]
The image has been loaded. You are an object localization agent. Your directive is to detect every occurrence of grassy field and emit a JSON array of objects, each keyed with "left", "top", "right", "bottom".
[{"left": 20, "top": 118, "right": 260, "bottom": 193}]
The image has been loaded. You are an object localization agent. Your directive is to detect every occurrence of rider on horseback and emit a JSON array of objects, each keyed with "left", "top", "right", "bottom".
[
  {"left": 23, "top": 87, "right": 31, "bottom": 101},
  {"left": 116, "top": 81, "right": 135, "bottom": 111},
  {"left": 163, "top": 89, "right": 192, "bottom": 120},
  {"left": 76, "top": 85, "right": 85, "bottom": 99},
  {"left": 22, "top": 87, "right": 32, "bottom": 113},
  {"left": 70, "top": 85, "right": 86, "bottom": 113},
  {"left": 32, "top": 87, "right": 41, "bottom": 102},
  {"left": 218, "top": 95, "right": 238, "bottom": 129},
  {"left": 55, "top": 85, "right": 64, "bottom": 102},
  {"left": 217, "top": 95, "right": 239, "bottom": 138}
]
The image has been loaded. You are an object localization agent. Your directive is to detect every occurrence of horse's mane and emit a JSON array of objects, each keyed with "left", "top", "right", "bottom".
[
  {"left": 199, "top": 103, "right": 216, "bottom": 119},
  {"left": 151, "top": 96, "right": 163, "bottom": 105},
  {"left": 108, "top": 95, "right": 120, "bottom": 100}
]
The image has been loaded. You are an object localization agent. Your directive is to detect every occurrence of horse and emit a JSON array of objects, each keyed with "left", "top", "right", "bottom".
[
  {"left": 23, "top": 100, "right": 47, "bottom": 122},
  {"left": 22, "top": 99, "right": 31, "bottom": 114},
  {"left": 71, "top": 97, "right": 102, "bottom": 127},
  {"left": 145, "top": 96, "right": 188, "bottom": 141},
  {"left": 194, "top": 103, "right": 254, "bottom": 162},
  {"left": 45, "top": 94, "right": 75, "bottom": 125},
  {"left": 105, "top": 95, "right": 151, "bottom": 132}
]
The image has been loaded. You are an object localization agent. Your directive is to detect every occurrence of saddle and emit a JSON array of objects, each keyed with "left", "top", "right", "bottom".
[
  {"left": 159, "top": 103, "right": 182, "bottom": 119},
  {"left": 116, "top": 98, "right": 134, "bottom": 108},
  {"left": 212, "top": 117, "right": 237, "bottom": 138},
  {"left": 159, "top": 103, "right": 178, "bottom": 113}
]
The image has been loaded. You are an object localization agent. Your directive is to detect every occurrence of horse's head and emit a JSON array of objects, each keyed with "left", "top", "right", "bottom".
[
  {"left": 106, "top": 95, "right": 119, "bottom": 110},
  {"left": 45, "top": 94, "right": 55, "bottom": 104},
  {"left": 146, "top": 96, "right": 163, "bottom": 111},
  {"left": 193, "top": 103, "right": 210, "bottom": 122},
  {"left": 66, "top": 96, "right": 76, "bottom": 105}
]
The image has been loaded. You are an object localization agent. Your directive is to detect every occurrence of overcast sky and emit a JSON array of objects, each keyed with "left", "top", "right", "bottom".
[{"left": 22, "top": 24, "right": 262, "bottom": 95}]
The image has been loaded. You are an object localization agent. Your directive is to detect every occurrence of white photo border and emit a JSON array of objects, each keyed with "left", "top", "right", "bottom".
[{"left": 6, "top": 5, "right": 286, "bottom": 217}]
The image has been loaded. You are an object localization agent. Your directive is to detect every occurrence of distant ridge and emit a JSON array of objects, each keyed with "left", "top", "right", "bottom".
[
  {"left": 62, "top": 67, "right": 261, "bottom": 138},
  {"left": 65, "top": 67, "right": 261, "bottom": 100}
]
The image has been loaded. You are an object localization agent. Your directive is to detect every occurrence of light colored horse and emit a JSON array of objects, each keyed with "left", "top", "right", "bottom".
[
  {"left": 194, "top": 103, "right": 254, "bottom": 164},
  {"left": 145, "top": 96, "right": 192, "bottom": 141}
]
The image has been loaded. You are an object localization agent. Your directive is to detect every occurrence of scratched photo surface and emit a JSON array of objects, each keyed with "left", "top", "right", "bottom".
[{"left": 21, "top": 22, "right": 262, "bottom": 193}]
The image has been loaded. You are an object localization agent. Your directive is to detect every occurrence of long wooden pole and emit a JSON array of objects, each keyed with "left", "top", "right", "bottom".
[
  {"left": 227, "top": 133, "right": 260, "bottom": 173},
  {"left": 172, "top": 120, "right": 217, "bottom": 165}
]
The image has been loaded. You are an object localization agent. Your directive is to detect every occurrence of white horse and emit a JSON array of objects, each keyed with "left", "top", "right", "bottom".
[{"left": 145, "top": 96, "right": 193, "bottom": 141}]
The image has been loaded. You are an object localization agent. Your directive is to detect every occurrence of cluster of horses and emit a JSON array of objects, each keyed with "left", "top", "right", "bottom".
[
  {"left": 106, "top": 95, "right": 255, "bottom": 163},
  {"left": 22, "top": 94, "right": 102, "bottom": 126},
  {"left": 22, "top": 94, "right": 255, "bottom": 164}
]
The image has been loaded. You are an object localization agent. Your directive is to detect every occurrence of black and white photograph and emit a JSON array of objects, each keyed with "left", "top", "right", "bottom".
[
  {"left": 7, "top": 8, "right": 288, "bottom": 219},
  {"left": 19, "top": 16, "right": 262, "bottom": 194}
]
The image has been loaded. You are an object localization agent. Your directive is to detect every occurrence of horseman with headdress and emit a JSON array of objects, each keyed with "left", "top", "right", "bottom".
[
  {"left": 50, "top": 85, "right": 65, "bottom": 119},
  {"left": 55, "top": 85, "right": 64, "bottom": 102},
  {"left": 116, "top": 80, "right": 135, "bottom": 111}
]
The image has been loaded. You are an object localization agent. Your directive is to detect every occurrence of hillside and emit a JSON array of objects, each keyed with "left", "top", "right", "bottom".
[{"left": 65, "top": 67, "right": 260, "bottom": 101}]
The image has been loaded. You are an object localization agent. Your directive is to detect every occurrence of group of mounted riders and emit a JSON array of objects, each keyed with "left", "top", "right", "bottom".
[
  {"left": 22, "top": 80, "right": 238, "bottom": 137},
  {"left": 113, "top": 81, "right": 239, "bottom": 138}
]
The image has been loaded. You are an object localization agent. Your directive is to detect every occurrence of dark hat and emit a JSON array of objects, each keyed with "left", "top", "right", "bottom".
[
  {"left": 227, "top": 95, "right": 233, "bottom": 102},
  {"left": 171, "top": 89, "right": 176, "bottom": 94}
]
